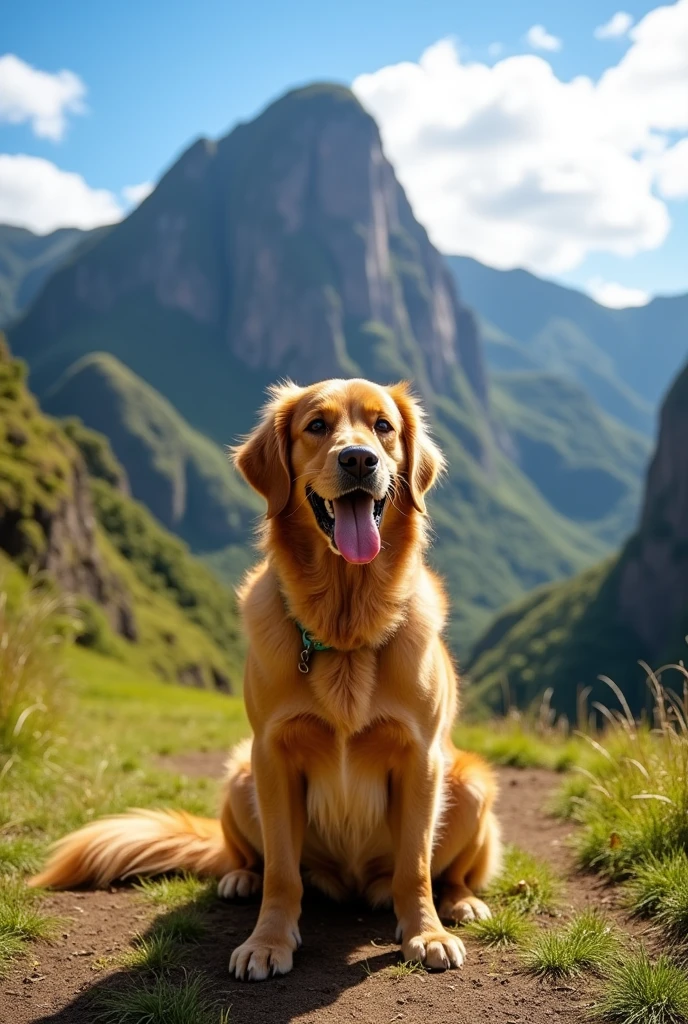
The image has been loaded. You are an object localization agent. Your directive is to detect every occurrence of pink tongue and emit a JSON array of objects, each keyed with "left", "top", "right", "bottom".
[{"left": 333, "top": 493, "right": 381, "bottom": 564}]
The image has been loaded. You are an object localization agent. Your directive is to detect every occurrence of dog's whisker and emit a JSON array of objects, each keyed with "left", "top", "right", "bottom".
[{"left": 284, "top": 491, "right": 314, "bottom": 518}]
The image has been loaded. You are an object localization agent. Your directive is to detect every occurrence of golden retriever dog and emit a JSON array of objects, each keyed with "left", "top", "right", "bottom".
[{"left": 32, "top": 378, "right": 501, "bottom": 980}]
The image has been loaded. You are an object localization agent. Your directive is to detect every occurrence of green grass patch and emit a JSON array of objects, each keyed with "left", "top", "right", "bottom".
[
  {"left": 0, "top": 576, "right": 76, "bottom": 762},
  {"left": 136, "top": 874, "right": 216, "bottom": 910},
  {"left": 119, "top": 932, "right": 183, "bottom": 971},
  {"left": 364, "top": 954, "right": 423, "bottom": 978},
  {"left": 0, "top": 877, "right": 55, "bottom": 974},
  {"left": 94, "top": 971, "right": 226, "bottom": 1024},
  {"left": 592, "top": 950, "right": 688, "bottom": 1024},
  {"left": 625, "top": 854, "right": 688, "bottom": 941},
  {"left": 521, "top": 910, "right": 618, "bottom": 979},
  {"left": 454, "top": 719, "right": 581, "bottom": 770},
  {"left": 0, "top": 836, "right": 43, "bottom": 875},
  {"left": 1, "top": 648, "right": 249, "bottom": 890},
  {"left": 557, "top": 675, "right": 688, "bottom": 883},
  {"left": 486, "top": 845, "right": 560, "bottom": 914},
  {"left": 150, "top": 908, "right": 206, "bottom": 944},
  {"left": 464, "top": 905, "right": 534, "bottom": 948}
]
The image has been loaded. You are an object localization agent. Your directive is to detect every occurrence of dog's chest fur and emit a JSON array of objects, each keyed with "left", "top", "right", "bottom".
[{"left": 282, "top": 652, "right": 408, "bottom": 866}]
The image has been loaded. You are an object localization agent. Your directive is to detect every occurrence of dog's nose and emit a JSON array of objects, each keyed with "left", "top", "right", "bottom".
[{"left": 338, "top": 445, "right": 379, "bottom": 480}]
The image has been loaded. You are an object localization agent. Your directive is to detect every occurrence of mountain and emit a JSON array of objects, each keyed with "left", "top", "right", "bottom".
[
  {"left": 43, "top": 351, "right": 260, "bottom": 552},
  {"left": 0, "top": 334, "right": 244, "bottom": 692},
  {"left": 467, "top": 356, "right": 688, "bottom": 719},
  {"left": 0, "top": 224, "right": 98, "bottom": 329},
  {"left": 447, "top": 255, "right": 688, "bottom": 436},
  {"left": 491, "top": 371, "right": 651, "bottom": 547},
  {"left": 9, "top": 84, "right": 610, "bottom": 650}
]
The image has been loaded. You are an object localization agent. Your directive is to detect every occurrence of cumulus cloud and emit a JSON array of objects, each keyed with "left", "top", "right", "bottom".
[
  {"left": 652, "top": 138, "right": 688, "bottom": 198},
  {"left": 594, "top": 12, "right": 634, "bottom": 39},
  {"left": 122, "top": 181, "right": 154, "bottom": 206},
  {"left": 525, "top": 25, "right": 562, "bottom": 52},
  {"left": 587, "top": 277, "right": 650, "bottom": 308},
  {"left": 0, "top": 155, "right": 122, "bottom": 233},
  {"left": 0, "top": 54, "right": 86, "bottom": 141},
  {"left": 352, "top": 0, "right": 688, "bottom": 275}
]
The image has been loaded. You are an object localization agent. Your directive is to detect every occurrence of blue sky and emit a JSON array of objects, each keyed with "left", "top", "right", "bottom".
[{"left": 2, "top": 0, "right": 687, "bottom": 302}]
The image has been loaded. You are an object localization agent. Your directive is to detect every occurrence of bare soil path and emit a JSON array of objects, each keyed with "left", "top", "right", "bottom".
[{"left": 1, "top": 760, "right": 622, "bottom": 1024}]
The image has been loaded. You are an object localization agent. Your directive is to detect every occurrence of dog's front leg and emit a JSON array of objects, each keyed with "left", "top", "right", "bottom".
[
  {"left": 389, "top": 746, "right": 465, "bottom": 970},
  {"left": 229, "top": 736, "right": 305, "bottom": 981}
]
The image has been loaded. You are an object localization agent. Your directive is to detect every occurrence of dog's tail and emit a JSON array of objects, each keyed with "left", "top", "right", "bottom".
[{"left": 29, "top": 809, "right": 234, "bottom": 890}]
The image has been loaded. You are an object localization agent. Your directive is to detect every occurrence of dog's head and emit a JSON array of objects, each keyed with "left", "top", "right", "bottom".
[{"left": 233, "top": 378, "right": 444, "bottom": 565}]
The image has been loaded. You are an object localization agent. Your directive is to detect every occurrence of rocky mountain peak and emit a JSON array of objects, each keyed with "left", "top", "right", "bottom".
[
  {"left": 618, "top": 362, "right": 688, "bottom": 658},
  {"left": 12, "top": 84, "right": 488, "bottom": 455}
]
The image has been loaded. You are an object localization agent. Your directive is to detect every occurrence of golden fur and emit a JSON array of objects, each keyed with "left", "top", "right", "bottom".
[{"left": 32, "top": 378, "right": 501, "bottom": 980}]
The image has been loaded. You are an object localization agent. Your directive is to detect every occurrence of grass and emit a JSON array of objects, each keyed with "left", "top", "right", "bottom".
[
  {"left": 94, "top": 971, "right": 227, "bottom": 1024},
  {"left": 136, "top": 874, "right": 216, "bottom": 910},
  {"left": 383, "top": 960, "right": 427, "bottom": 979},
  {"left": 486, "top": 845, "right": 560, "bottom": 915},
  {"left": 521, "top": 910, "right": 618, "bottom": 979},
  {"left": 0, "top": 645, "right": 249, "bottom": 975},
  {"left": 558, "top": 671, "right": 688, "bottom": 883},
  {"left": 454, "top": 717, "right": 581, "bottom": 771},
  {"left": 464, "top": 905, "right": 534, "bottom": 947},
  {"left": 0, "top": 835, "right": 43, "bottom": 875},
  {"left": 119, "top": 933, "right": 183, "bottom": 971},
  {"left": 150, "top": 908, "right": 206, "bottom": 944},
  {"left": 592, "top": 950, "right": 688, "bottom": 1024},
  {"left": 625, "top": 854, "right": 688, "bottom": 942},
  {"left": 0, "top": 579, "right": 76, "bottom": 761},
  {"left": 0, "top": 877, "right": 55, "bottom": 975}
]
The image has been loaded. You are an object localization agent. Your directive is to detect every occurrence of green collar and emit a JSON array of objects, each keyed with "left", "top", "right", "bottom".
[{"left": 296, "top": 621, "right": 333, "bottom": 674}]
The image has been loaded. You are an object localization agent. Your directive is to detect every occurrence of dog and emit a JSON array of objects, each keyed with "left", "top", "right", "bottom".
[{"left": 31, "top": 377, "right": 501, "bottom": 980}]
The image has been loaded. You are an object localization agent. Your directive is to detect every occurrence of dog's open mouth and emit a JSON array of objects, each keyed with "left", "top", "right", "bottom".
[{"left": 307, "top": 487, "right": 387, "bottom": 564}]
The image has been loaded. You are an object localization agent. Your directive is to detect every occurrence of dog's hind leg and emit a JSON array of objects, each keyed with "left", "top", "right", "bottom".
[
  {"left": 217, "top": 738, "right": 265, "bottom": 899},
  {"left": 431, "top": 749, "right": 502, "bottom": 924}
]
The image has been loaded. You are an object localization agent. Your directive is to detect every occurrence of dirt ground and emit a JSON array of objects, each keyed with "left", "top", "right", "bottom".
[{"left": 1, "top": 761, "right": 626, "bottom": 1024}]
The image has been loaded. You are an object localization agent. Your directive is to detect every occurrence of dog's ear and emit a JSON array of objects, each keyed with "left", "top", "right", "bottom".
[
  {"left": 389, "top": 383, "right": 445, "bottom": 514},
  {"left": 232, "top": 382, "right": 304, "bottom": 519}
]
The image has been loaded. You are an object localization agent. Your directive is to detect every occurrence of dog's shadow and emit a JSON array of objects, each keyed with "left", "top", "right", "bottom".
[{"left": 34, "top": 887, "right": 409, "bottom": 1023}]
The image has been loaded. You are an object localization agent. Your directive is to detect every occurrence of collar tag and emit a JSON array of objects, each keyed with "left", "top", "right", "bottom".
[{"left": 297, "top": 623, "right": 333, "bottom": 674}]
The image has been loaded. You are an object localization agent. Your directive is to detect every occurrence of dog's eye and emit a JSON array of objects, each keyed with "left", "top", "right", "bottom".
[
  {"left": 375, "top": 418, "right": 393, "bottom": 434},
  {"left": 306, "top": 418, "right": 327, "bottom": 434}
]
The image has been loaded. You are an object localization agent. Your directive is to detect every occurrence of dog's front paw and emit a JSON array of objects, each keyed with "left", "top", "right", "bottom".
[
  {"left": 401, "top": 928, "right": 465, "bottom": 970},
  {"left": 439, "top": 894, "right": 491, "bottom": 924},
  {"left": 229, "top": 927, "right": 301, "bottom": 981},
  {"left": 218, "top": 869, "right": 262, "bottom": 900}
]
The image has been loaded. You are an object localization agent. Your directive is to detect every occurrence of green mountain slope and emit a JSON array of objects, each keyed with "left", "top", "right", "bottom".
[
  {"left": 0, "top": 335, "right": 244, "bottom": 691},
  {"left": 9, "top": 84, "right": 609, "bottom": 650},
  {"left": 43, "top": 351, "right": 260, "bottom": 552},
  {"left": 447, "top": 255, "right": 688, "bottom": 436},
  {"left": 467, "top": 357, "right": 688, "bottom": 719},
  {"left": 492, "top": 371, "right": 651, "bottom": 546},
  {"left": 0, "top": 224, "right": 98, "bottom": 329}
]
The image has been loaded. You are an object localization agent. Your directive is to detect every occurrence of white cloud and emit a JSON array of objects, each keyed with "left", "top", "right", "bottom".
[
  {"left": 352, "top": 0, "right": 688, "bottom": 275},
  {"left": 525, "top": 25, "right": 562, "bottom": 52},
  {"left": 487, "top": 42, "right": 503, "bottom": 58},
  {"left": 0, "top": 155, "right": 122, "bottom": 233},
  {"left": 594, "top": 12, "right": 634, "bottom": 39},
  {"left": 652, "top": 138, "right": 688, "bottom": 198},
  {"left": 598, "top": 1, "right": 688, "bottom": 150},
  {"left": 0, "top": 54, "right": 86, "bottom": 141},
  {"left": 587, "top": 277, "right": 650, "bottom": 307},
  {"left": 122, "top": 181, "right": 154, "bottom": 206}
]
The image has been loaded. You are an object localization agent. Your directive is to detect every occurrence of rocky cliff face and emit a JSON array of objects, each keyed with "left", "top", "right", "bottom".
[
  {"left": 0, "top": 337, "right": 135, "bottom": 638},
  {"left": 617, "top": 362, "right": 688, "bottom": 660},
  {"left": 223, "top": 87, "right": 487, "bottom": 407}
]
